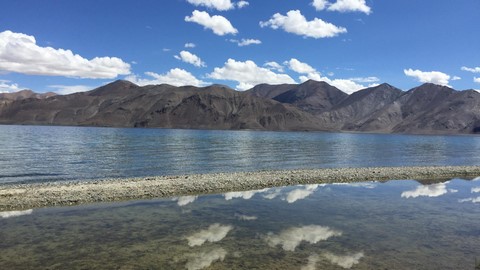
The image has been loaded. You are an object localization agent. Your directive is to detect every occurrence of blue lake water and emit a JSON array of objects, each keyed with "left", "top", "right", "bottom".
[
  {"left": 0, "top": 125, "right": 480, "bottom": 184},
  {"left": 1, "top": 178, "right": 480, "bottom": 269}
]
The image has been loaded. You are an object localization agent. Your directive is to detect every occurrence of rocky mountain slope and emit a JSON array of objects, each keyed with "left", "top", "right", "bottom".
[{"left": 1, "top": 80, "right": 479, "bottom": 134}]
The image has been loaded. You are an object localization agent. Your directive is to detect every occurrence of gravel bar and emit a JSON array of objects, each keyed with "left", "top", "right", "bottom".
[{"left": 1, "top": 166, "right": 480, "bottom": 211}]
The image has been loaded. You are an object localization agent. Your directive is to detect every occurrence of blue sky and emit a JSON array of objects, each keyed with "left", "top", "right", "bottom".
[{"left": 1, "top": 0, "right": 479, "bottom": 94}]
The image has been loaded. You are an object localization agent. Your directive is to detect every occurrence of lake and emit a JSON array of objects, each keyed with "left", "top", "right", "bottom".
[
  {"left": 1, "top": 125, "right": 480, "bottom": 184},
  {"left": 1, "top": 178, "right": 480, "bottom": 269}
]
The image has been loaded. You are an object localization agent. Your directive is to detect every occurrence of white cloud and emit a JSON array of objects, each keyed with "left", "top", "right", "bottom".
[
  {"left": 404, "top": 68, "right": 451, "bottom": 86},
  {"left": 173, "top": 195, "right": 198, "bottom": 206},
  {"left": 401, "top": 183, "right": 449, "bottom": 198},
  {"left": 323, "top": 252, "right": 365, "bottom": 269},
  {"left": 451, "top": 76, "right": 461, "bottom": 81},
  {"left": 0, "top": 79, "right": 20, "bottom": 93},
  {"left": 474, "top": 77, "right": 480, "bottom": 84},
  {"left": 185, "top": 10, "right": 238, "bottom": 36},
  {"left": 224, "top": 188, "right": 269, "bottom": 200},
  {"left": 185, "top": 248, "right": 227, "bottom": 270},
  {"left": 286, "top": 184, "right": 319, "bottom": 203},
  {"left": 286, "top": 58, "right": 317, "bottom": 74},
  {"left": 458, "top": 197, "right": 480, "bottom": 203},
  {"left": 471, "top": 187, "right": 480, "bottom": 193},
  {"left": 327, "top": 0, "right": 372, "bottom": 14},
  {"left": 125, "top": 68, "right": 208, "bottom": 87},
  {"left": 0, "top": 209, "right": 33, "bottom": 219},
  {"left": 237, "top": 1, "right": 249, "bottom": 8},
  {"left": 264, "top": 61, "right": 284, "bottom": 72},
  {"left": 0, "top": 30, "right": 130, "bottom": 79},
  {"left": 461, "top": 66, "right": 480, "bottom": 73},
  {"left": 260, "top": 10, "right": 347, "bottom": 39},
  {"left": 265, "top": 225, "right": 342, "bottom": 251},
  {"left": 230, "top": 38, "right": 261, "bottom": 47},
  {"left": 185, "top": 43, "right": 196, "bottom": 48},
  {"left": 174, "top": 50, "right": 206, "bottom": 67},
  {"left": 312, "top": 0, "right": 329, "bottom": 11},
  {"left": 186, "top": 0, "right": 235, "bottom": 11},
  {"left": 162, "top": 48, "right": 171, "bottom": 52},
  {"left": 48, "top": 85, "right": 94, "bottom": 95},
  {"left": 208, "top": 58, "right": 295, "bottom": 90},
  {"left": 186, "top": 223, "right": 233, "bottom": 247},
  {"left": 349, "top": 77, "right": 380, "bottom": 83}
]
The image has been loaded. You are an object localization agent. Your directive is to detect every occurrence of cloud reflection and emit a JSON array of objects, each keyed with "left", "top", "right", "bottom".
[
  {"left": 471, "top": 187, "right": 480, "bottom": 193},
  {"left": 234, "top": 213, "right": 257, "bottom": 221},
  {"left": 173, "top": 195, "right": 198, "bottom": 206},
  {"left": 185, "top": 248, "right": 227, "bottom": 270},
  {"left": 223, "top": 188, "right": 269, "bottom": 200},
  {"left": 286, "top": 184, "right": 319, "bottom": 203},
  {"left": 186, "top": 223, "right": 233, "bottom": 247},
  {"left": 401, "top": 183, "right": 449, "bottom": 198},
  {"left": 323, "top": 251, "right": 364, "bottom": 269},
  {"left": 301, "top": 254, "right": 320, "bottom": 270},
  {"left": 0, "top": 209, "right": 33, "bottom": 219},
  {"left": 265, "top": 225, "right": 342, "bottom": 251}
]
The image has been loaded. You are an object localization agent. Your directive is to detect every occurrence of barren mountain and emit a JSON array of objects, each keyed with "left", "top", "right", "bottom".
[{"left": 0, "top": 80, "right": 479, "bottom": 134}]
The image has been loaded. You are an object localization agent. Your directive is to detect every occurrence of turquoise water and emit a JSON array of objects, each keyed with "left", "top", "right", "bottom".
[
  {"left": 1, "top": 125, "right": 480, "bottom": 184},
  {"left": 1, "top": 178, "right": 479, "bottom": 269}
]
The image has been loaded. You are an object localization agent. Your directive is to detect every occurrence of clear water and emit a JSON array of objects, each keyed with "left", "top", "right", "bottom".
[
  {"left": 1, "top": 178, "right": 479, "bottom": 269},
  {"left": 1, "top": 125, "right": 480, "bottom": 184}
]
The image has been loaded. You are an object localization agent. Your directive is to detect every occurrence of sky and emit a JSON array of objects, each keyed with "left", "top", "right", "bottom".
[{"left": 0, "top": 0, "right": 479, "bottom": 95}]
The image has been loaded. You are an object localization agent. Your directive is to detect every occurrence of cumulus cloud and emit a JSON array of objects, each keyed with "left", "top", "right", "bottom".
[
  {"left": 174, "top": 51, "right": 206, "bottom": 67},
  {"left": 323, "top": 251, "right": 365, "bottom": 269},
  {"left": 264, "top": 61, "right": 284, "bottom": 72},
  {"left": 349, "top": 77, "right": 380, "bottom": 83},
  {"left": 404, "top": 68, "right": 451, "bottom": 86},
  {"left": 237, "top": 1, "right": 249, "bottom": 8},
  {"left": 265, "top": 225, "right": 342, "bottom": 251},
  {"left": 125, "top": 68, "right": 208, "bottom": 87},
  {"left": 230, "top": 38, "right": 261, "bottom": 47},
  {"left": 474, "top": 77, "right": 480, "bottom": 84},
  {"left": 208, "top": 58, "right": 295, "bottom": 90},
  {"left": 186, "top": 223, "right": 233, "bottom": 247},
  {"left": 185, "top": 10, "right": 238, "bottom": 36},
  {"left": 401, "top": 183, "right": 449, "bottom": 198},
  {"left": 186, "top": 0, "right": 234, "bottom": 11},
  {"left": 451, "top": 76, "right": 461, "bottom": 81},
  {"left": 286, "top": 58, "right": 317, "bottom": 74},
  {"left": 286, "top": 184, "right": 319, "bottom": 203},
  {"left": 312, "top": 0, "right": 329, "bottom": 10},
  {"left": 327, "top": 0, "right": 371, "bottom": 14},
  {"left": 461, "top": 66, "right": 480, "bottom": 73},
  {"left": 185, "top": 43, "right": 196, "bottom": 48},
  {"left": 48, "top": 85, "right": 94, "bottom": 95},
  {"left": 0, "top": 30, "right": 130, "bottom": 79},
  {"left": 185, "top": 248, "right": 227, "bottom": 270},
  {"left": 0, "top": 79, "right": 20, "bottom": 93},
  {"left": 173, "top": 195, "right": 198, "bottom": 206},
  {"left": 0, "top": 209, "right": 33, "bottom": 219},
  {"left": 260, "top": 10, "right": 347, "bottom": 39}
]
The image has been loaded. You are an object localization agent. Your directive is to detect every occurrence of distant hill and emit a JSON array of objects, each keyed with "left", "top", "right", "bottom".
[{"left": 0, "top": 80, "right": 479, "bottom": 134}]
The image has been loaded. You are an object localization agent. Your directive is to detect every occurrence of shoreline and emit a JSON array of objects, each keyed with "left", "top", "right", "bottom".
[{"left": 1, "top": 166, "right": 480, "bottom": 211}]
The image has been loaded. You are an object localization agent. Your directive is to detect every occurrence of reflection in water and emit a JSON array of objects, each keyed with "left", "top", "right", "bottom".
[
  {"left": 265, "top": 225, "right": 342, "bottom": 251},
  {"left": 173, "top": 195, "right": 198, "bottom": 206},
  {"left": 234, "top": 213, "right": 257, "bottom": 221},
  {"left": 0, "top": 209, "right": 33, "bottom": 219},
  {"left": 286, "top": 184, "right": 319, "bottom": 203},
  {"left": 401, "top": 182, "right": 450, "bottom": 198},
  {"left": 472, "top": 187, "right": 480, "bottom": 193},
  {"left": 1, "top": 179, "right": 480, "bottom": 269},
  {"left": 323, "top": 251, "right": 364, "bottom": 269},
  {"left": 186, "top": 224, "right": 233, "bottom": 247},
  {"left": 185, "top": 248, "right": 227, "bottom": 270},
  {"left": 331, "top": 182, "right": 377, "bottom": 189},
  {"left": 223, "top": 188, "right": 269, "bottom": 200}
]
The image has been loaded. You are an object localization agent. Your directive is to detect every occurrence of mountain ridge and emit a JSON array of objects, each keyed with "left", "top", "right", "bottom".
[{"left": 0, "top": 80, "right": 479, "bottom": 134}]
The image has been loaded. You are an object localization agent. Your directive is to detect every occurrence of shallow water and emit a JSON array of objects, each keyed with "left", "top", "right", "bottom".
[
  {"left": 1, "top": 125, "right": 480, "bottom": 184},
  {"left": 1, "top": 178, "right": 479, "bottom": 269}
]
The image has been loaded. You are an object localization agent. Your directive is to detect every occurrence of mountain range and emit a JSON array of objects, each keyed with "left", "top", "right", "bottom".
[{"left": 1, "top": 80, "right": 479, "bottom": 134}]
